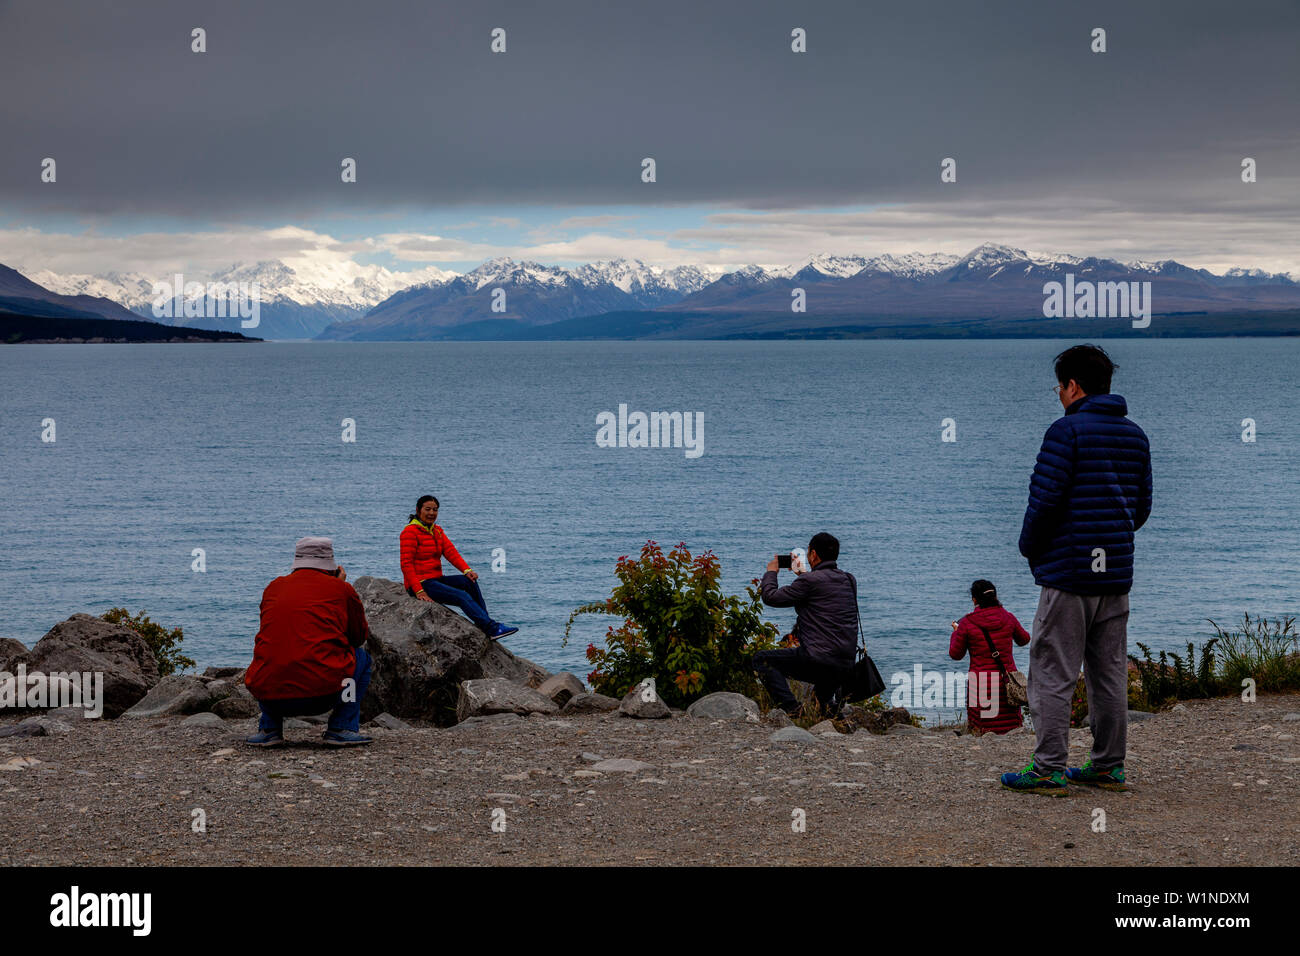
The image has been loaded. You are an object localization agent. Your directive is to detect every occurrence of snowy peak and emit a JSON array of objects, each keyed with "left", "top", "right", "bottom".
[
  {"left": 955, "top": 243, "right": 1033, "bottom": 269},
  {"left": 859, "top": 252, "right": 961, "bottom": 278},
  {"left": 465, "top": 258, "right": 575, "bottom": 291},
  {"left": 572, "top": 258, "right": 720, "bottom": 301},
  {"left": 786, "top": 254, "right": 872, "bottom": 279},
  {"left": 23, "top": 270, "right": 160, "bottom": 309}
]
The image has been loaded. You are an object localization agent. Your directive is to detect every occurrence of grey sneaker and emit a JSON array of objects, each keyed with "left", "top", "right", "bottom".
[
  {"left": 246, "top": 729, "right": 285, "bottom": 747},
  {"left": 322, "top": 729, "right": 373, "bottom": 747}
]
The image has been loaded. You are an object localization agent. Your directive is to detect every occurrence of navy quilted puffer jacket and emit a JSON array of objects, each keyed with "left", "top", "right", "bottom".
[{"left": 1018, "top": 394, "right": 1152, "bottom": 594}]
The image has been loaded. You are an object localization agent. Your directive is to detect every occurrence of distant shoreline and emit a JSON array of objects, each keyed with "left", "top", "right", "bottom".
[{"left": 1, "top": 311, "right": 261, "bottom": 345}]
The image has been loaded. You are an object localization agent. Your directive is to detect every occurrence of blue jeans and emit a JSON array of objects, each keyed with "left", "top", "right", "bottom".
[
  {"left": 257, "top": 646, "right": 372, "bottom": 733},
  {"left": 420, "top": 575, "right": 493, "bottom": 631}
]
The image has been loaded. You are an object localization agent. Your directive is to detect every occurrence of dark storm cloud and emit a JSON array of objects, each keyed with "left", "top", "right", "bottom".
[{"left": 0, "top": 0, "right": 1296, "bottom": 217}]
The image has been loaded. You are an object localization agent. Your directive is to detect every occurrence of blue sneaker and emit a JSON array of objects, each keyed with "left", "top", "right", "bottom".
[
  {"left": 487, "top": 622, "right": 519, "bottom": 641},
  {"left": 1067, "top": 760, "right": 1128, "bottom": 791},
  {"left": 322, "top": 729, "right": 373, "bottom": 747},
  {"left": 245, "top": 729, "right": 285, "bottom": 747},
  {"left": 1000, "top": 761, "right": 1069, "bottom": 796}
]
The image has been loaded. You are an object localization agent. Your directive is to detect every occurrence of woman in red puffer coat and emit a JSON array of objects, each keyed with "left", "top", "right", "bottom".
[
  {"left": 400, "top": 494, "right": 518, "bottom": 641},
  {"left": 950, "top": 579, "right": 1031, "bottom": 734}
]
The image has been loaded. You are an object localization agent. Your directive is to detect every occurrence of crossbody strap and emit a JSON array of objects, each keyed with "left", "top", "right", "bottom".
[
  {"left": 976, "top": 624, "right": 1014, "bottom": 683},
  {"left": 849, "top": 572, "right": 865, "bottom": 654}
]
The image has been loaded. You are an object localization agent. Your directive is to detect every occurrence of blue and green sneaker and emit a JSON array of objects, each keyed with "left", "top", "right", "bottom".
[
  {"left": 1066, "top": 760, "right": 1127, "bottom": 791},
  {"left": 1000, "top": 761, "right": 1069, "bottom": 796}
]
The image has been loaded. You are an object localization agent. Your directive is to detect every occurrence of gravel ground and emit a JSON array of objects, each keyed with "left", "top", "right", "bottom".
[{"left": 1, "top": 694, "right": 1297, "bottom": 866}]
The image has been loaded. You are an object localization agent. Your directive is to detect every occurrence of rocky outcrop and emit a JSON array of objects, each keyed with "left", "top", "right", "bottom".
[
  {"left": 456, "top": 678, "right": 559, "bottom": 722},
  {"left": 12, "top": 614, "right": 160, "bottom": 717},
  {"left": 686, "top": 692, "right": 759, "bottom": 721},
  {"left": 537, "top": 672, "right": 586, "bottom": 706},
  {"left": 352, "top": 577, "right": 550, "bottom": 725},
  {"left": 209, "top": 677, "right": 259, "bottom": 719},
  {"left": 124, "top": 675, "right": 220, "bottom": 718},
  {"left": 0, "top": 638, "right": 28, "bottom": 670}
]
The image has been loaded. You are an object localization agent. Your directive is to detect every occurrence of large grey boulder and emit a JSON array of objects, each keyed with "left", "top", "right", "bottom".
[
  {"left": 123, "top": 675, "right": 217, "bottom": 718},
  {"left": 352, "top": 577, "right": 550, "bottom": 725},
  {"left": 456, "top": 678, "right": 558, "bottom": 722},
  {"left": 537, "top": 672, "right": 586, "bottom": 706},
  {"left": 14, "top": 614, "right": 160, "bottom": 717},
  {"left": 618, "top": 682, "right": 671, "bottom": 720},
  {"left": 0, "top": 638, "right": 28, "bottom": 670},
  {"left": 686, "top": 692, "right": 759, "bottom": 721},
  {"left": 562, "top": 692, "right": 621, "bottom": 714}
]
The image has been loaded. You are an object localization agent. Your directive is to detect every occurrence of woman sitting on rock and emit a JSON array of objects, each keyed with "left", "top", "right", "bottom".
[
  {"left": 400, "top": 495, "right": 518, "bottom": 641},
  {"left": 949, "top": 579, "right": 1030, "bottom": 734}
]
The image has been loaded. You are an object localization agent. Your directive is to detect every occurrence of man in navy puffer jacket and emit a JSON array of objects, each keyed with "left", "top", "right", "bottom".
[{"left": 1002, "top": 345, "right": 1152, "bottom": 796}]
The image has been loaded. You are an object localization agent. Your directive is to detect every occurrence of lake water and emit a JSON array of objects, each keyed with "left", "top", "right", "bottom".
[{"left": 1, "top": 339, "right": 1296, "bottom": 718}]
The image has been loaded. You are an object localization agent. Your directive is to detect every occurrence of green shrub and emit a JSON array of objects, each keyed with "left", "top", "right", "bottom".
[
  {"left": 1211, "top": 613, "right": 1299, "bottom": 693},
  {"left": 1067, "top": 617, "right": 1297, "bottom": 721},
  {"left": 102, "top": 608, "right": 195, "bottom": 677},
  {"left": 564, "top": 541, "right": 779, "bottom": 707},
  {"left": 1127, "top": 639, "right": 1224, "bottom": 711}
]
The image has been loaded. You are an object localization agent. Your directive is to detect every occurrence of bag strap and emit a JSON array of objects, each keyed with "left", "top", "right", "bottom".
[
  {"left": 976, "top": 623, "right": 1014, "bottom": 683},
  {"left": 849, "top": 572, "right": 866, "bottom": 654}
]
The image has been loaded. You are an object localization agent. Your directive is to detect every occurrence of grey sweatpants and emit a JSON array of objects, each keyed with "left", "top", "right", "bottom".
[{"left": 1029, "top": 586, "right": 1130, "bottom": 771}]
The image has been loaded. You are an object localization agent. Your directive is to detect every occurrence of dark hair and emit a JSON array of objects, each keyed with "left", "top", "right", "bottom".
[
  {"left": 970, "top": 579, "right": 1001, "bottom": 609},
  {"left": 409, "top": 494, "right": 440, "bottom": 521},
  {"left": 807, "top": 531, "right": 839, "bottom": 562},
  {"left": 1054, "top": 344, "right": 1116, "bottom": 396}
]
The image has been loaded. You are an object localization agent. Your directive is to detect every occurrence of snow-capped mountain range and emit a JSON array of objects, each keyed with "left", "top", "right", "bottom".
[
  {"left": 24, "top": 259, "right": 458, "bottom": 339},
  {"left": 28, "top": 259, "right": 458, "bottom": 311},
  {"left": 15, "top": 243, "right": 1300, "bottom": 340}
]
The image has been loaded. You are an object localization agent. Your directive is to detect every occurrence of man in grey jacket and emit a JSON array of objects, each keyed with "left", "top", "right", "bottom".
[{"left": 754, "top": 532, "right": 859, "bottom": 716}]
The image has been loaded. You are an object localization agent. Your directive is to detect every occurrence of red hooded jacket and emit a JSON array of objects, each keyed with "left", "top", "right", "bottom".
[{"left": 245, "top": 568, "right": 370, "bottom": 700}]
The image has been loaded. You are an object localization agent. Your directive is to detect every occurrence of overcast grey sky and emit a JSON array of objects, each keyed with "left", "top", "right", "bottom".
[{"left": 1, "top": 0, "right": 1297, "bottom": 275}]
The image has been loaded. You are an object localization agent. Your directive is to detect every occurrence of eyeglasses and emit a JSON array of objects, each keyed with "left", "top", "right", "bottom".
[{"left": 1052, "top": 384, "right": 1065, "bottom": 395}]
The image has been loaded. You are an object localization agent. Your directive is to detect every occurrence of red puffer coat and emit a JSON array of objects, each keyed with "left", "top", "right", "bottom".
[
  {"left": 400, "top": 519, "right": 470, "bottom": 592},
  {"left": 949, "top": 605, "right": 1031, "bottom": 733}
]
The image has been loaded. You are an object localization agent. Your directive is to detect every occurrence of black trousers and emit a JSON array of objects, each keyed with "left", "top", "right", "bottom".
[{"left": 753, "top": 647, "right": 847, "bottom": 715}]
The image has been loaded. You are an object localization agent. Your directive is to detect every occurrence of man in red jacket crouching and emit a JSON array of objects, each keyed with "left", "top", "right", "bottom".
[{"left": 244, "top": 537, "right": 373, "bottom": 747}]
